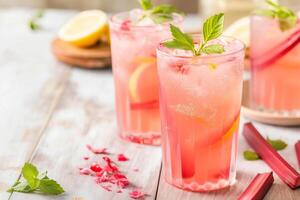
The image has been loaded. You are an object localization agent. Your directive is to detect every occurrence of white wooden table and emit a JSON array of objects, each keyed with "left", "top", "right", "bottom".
[{"left": 0, "top": 9, "right": 299, "bottom": 200}]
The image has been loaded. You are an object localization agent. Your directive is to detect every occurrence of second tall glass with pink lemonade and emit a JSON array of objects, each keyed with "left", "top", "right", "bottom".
[
  {"left": 250, "top": 0, "right": 300, "bottom": 112},
  {"left": 109, "top": 1, "right": 183, "bottom": 145},
  {"left": 157, "top": 14, "right": 244, "bottom": 191}
]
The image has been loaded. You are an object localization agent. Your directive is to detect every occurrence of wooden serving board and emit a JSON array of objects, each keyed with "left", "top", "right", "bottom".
[{"left": 51, "top": 38, "right": 111, "bottom": 69}]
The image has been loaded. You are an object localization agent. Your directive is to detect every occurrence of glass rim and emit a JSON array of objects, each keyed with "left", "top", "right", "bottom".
[
  {"left": 109, "top": 10, "right": 184, "bottom": 30},
  {"left": 156, "top": 34, "right": 245, "bottom": 59}
]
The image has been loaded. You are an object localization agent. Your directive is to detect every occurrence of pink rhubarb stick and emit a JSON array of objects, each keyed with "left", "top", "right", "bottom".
[
  {"left": 295, "top": 141, "right": 300, "bottom": 168},
  {"left": 243, "top": 122, "right": 300, "bottom": 189},
  {"left": 238, "top": 172, "right": 274, "bottom": 200}
]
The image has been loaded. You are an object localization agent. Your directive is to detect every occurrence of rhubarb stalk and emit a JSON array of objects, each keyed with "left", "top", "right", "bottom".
[
  {"left": 238, "top": 172, "right": 274, "bottom": 200},
  {"left": 295, "top": 141, "right": 300, "bottom": 168},
  {"left": 243, "top": 122, "right": 300, "bottom": 189}
]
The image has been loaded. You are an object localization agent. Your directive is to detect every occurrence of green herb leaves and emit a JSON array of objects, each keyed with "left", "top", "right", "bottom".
[
  {"left": 203, "top": 13, "right": 224, "bottom": 43},
  {"left": 244, "top": 137, "right": 288, "bottom": 161},
  {"left": 244, "top": 150, "right": 261, "bottom": 161},
  {"left": 255, "top": 0, "right": 297, "bottom": 31},
  {"left": 140, "top": 0, "right": 152, "bottom": 10},
  {"left": 22, "top": 163, "right": 39, "bottom": 188},
  {"left": 28, "top": 9, "right": 44, "bottom": 31},
  {"left": 138, "top": 0, "right": 182, "bottom": 24},
  {"left": 267, "top": 137, "right": 288, "bottom": 151},
  {"left": 163, "top": 24, "right": 195, "bottom": 52},
  {"left": 8, "top": 162, "right": 64, "bottom": 195},
  {"left": 163, "top": 13, "right": 225, "bottom": 56}
]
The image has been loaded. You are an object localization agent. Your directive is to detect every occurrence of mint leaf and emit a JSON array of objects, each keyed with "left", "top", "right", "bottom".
[
  {"left": 151, "top": 4, "right": 181, "bottom": 15},
  {"left": 243, "top": 150, "right": 260, "bottom": 160},
  {"left": 8, "top": 182, "right": 33, "bottom": 193},
  {"left": 202, "top": 44, "right": 224, "bottom": 54},
  {"left": 267, "top": 137, "right": 287, "bottom": 151},
  {"left": 163, "top": 24, "right": 195, "bottom": 53},
  {"left": 38, "top": 179, "right": 64, "bottom": 195},
  {"left": 203, "top": 13, "right": 224, "bottom": 43},
  {"left": 138, "top": 1, "right": 183, "bottom": 24},
  {"left": 22, "top": 162, "right": 39, "bottom": 188},
  {"left": 29, "top": 20, "right": 39, "bottom": 31},
  {"left": 8, "top": 163, "right": 64, "bottom": 196},
  {"left": 163, "top": 13, "right": 225, "bottom": 56},
  {"left": 163, "top": 40, "right": 192, "bottom": 50},
  {"left": 256, "top": 0, "right": 297, "bottom": 31},
  {"left": 139, "top": 0, "right": 153, "bottom": 10}
]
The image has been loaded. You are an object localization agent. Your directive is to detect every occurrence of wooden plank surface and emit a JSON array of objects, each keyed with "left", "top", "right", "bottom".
[
  {"left": 0, "top": 8, "right": 300, "bottom": 200},
  {"left": 9, "top": 68, "right": 162, "bottom": 200},
  {"left": 0, "top": 9, "right": 72, "bottom": 200}
]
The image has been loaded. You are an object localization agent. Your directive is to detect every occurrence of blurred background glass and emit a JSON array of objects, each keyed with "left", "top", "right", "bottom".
[{"left": 199, "top": 0, "right": 300, "bottom": 27}]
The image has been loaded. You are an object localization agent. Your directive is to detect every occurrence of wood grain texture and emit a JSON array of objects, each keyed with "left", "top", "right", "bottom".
[
  {"left": 10, "top": 68, "right": 162, "bottom": 200},
  {"left": 0, "top": 9, "right": 71, "bottom": 200}
]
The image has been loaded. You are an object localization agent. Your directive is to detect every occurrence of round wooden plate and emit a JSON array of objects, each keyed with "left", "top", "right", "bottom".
[
  {"left": 51, "top": 38, "right": 111, "bottom": 69},
  {"left": 242, "top": 80, "right": 300, "bottom": 126}
]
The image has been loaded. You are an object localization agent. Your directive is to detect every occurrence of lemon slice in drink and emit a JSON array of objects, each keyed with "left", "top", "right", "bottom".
[
  {"left": 128, "top": 57, "right": 158, "bottom": 103},
  {"left": 58, "top": 10, "right": 108, "bottom": 47},
  {"left": 224, "top": 17, "right": 250, "bottom": 47}
]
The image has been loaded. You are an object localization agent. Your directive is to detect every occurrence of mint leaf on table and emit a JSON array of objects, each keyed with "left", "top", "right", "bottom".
[
  {"left": 138, "top": 0, "right": 183, "bottom": 24},
  {"left": 244, "top": 150, "right": 261, "bottom": 161},
  {"left": 22, "top": 162, "right": 39, "bottom": 188},
  {"left": 7, "top": 162, "right": 64, "bottom": 195},
  {"left": 39, "top": 179, "right": 65, "bottom": 195},
  {"left": 28, "top": 9, "right": 44, "bottom": 31},
  {"left": 255, "top": 0, "right": 297, "bottom": 31},
  {"left": 267, "top": 137, "right": 287, "bottom": 151},
  {"left": 163, "top": 13, "right": 225, "bottom": 56},
  {"left": 8, "top": 182, "right": 33, "bottom": 193},
  {"left": 244, "top": 137, "right": 288, "bottom": 161}
]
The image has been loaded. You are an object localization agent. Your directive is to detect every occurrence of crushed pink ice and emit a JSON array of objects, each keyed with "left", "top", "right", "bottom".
[
  {"left": 86, "top": 144, "right": 108, "bottom": 154},
  {"left": 79, "top": 144, "right": 146, "bottom": 199},
  {"left": 118, "top": 153, "right": 129, "bottom": 161},
  {"left": 129, "top": 189, "right": 146, "bottom": 199}
]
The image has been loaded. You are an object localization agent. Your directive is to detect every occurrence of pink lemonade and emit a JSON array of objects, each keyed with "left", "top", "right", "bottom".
[
  {"left": 109, "top": 10, "right": 182, "bottom": 145},
  {"left": 250, "top": 15, "right": 300, "bottom": 112},
  {"left": 157, "top": 35, "right": 244, "bottom": 191}
]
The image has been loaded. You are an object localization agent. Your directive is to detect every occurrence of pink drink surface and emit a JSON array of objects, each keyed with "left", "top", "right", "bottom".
[
  {"left": 250, "top": 15, "right": 300, "bottom": 112},
  {"left": 157, "top": 37, "right": 244, "bottom": 191},
  {"left": 109, "top": 11, "right": 181, "bottom": 145}
]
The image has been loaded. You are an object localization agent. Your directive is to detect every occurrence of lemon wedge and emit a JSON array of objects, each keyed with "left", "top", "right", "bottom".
[
  {"left": 224, "top": 17, "right": 250, "bottom": 47},
  {"left": 58, "top": 10, "right": 108, "bottom": 47}
]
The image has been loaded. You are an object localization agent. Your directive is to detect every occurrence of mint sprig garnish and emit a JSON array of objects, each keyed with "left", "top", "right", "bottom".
[
  {"left": 163, "top": 13, "right": 225, "bottom": 56},
  {"left": 255, "top": 0, "right": 297, "bottom": 31},
  {"left": 244, "top": 137, "right": 288, "bottom": 161},
  {"left": 7, "top": 162, "right": 64, "bottom": 195},
  {"left": 28, "top": 9, "right": 44, "bottom": 31},
  {"left": 138, "top": 0, "right": 183, "bottom": 24}
]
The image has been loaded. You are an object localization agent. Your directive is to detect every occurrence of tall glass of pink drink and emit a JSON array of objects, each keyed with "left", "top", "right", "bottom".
[
  {"left": 109, "top": 10, "right": 183, "bottom": 145},
  {"left": 250, "top": 14, "right": 300, "bottom": 112},
  {"left": 157, "top": 35, "right": 244, "bottom": 191}
]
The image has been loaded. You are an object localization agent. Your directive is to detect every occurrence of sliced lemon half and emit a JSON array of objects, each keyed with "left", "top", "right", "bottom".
[
  {"left": 224, "top": 17, "right": 250, "bottom": 47},
  {"left": 58, "top": 10, "right": 108, "bottom": 47}
]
